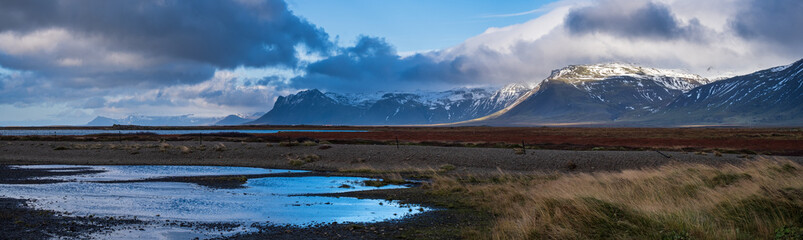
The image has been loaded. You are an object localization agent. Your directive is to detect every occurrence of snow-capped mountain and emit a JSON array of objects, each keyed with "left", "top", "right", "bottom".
[
  {"left": 648, "top": 58, "right": 803, "bottom": 126},
  {"left": 475, "top": 63, "right": 712, "bottom": 124},
  {"left": 471, "top": 59, "right": 803, "bottom": 126},
  {"left": 86, "top": 113, "right": 263, "bottom": 126},
  {"left": 86, "top": 114, "right": 224, "bottom": 126},
  {"left": 548, "top": 63, "right": 711, "bottom": 90},
  {"left": 213, "top": 112, "right": 265, "bottom": 125},
  {"left": 248, "top": 84, "right": 530, "bottom": 125}
]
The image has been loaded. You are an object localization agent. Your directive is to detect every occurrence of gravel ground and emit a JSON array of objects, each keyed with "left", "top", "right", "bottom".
[{"left": 0, "top": 141, "right": 800, "bottom": 174}]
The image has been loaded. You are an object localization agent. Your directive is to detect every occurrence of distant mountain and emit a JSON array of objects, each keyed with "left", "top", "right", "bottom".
[
  {"left": 213, "top": 112, "right": 265, "bottom": 125},
  {"left": 476, "top": 63, "right": 710, "bottom": 125},
  {"left": 646, "top": 59, "right": 803, "bottom": 126},
  {"left": 248, "top": 84, "right": 530, "bottom": 125},
  {"left": 85, "top": 116, "right": 119, "bottom": 126},
  {"left": 86, "top": 114, "right": 224, "bottom": 126}
]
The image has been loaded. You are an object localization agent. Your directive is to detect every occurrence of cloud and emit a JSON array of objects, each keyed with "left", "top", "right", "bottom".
[
  {"left": 400, "top": 0, "right": 803, "bottom": 85},
  {"left": 0, "top": 0, "right": 331, "bottom": 120},
  {"left": 0, "top": 0, "right": 331, "bottom": 87},
  {"left": 285, "top": 0, "right": 803, "bottom": 93},
  {"left": 289, "top": 36, "right": 480, "bottom": 93},
  {"left": 730, "top": 0, "right": 803, "bottom": 52},
  {"left": 92, "top": 70, "right": 291, "bottom": 118},
  {"left": 2, "top": 0, "right": 803, "bottom": 125},
  {"left": 564, "top": 0, "right": 707, "bottom": 40}
]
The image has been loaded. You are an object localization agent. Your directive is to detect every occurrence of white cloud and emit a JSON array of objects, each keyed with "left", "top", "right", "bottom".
[
  {"left": 429, "top": 0, "right": 803, "bottom": 85},
  {"left": 91, "top": 70, "right": 296, "bottom": 118}
]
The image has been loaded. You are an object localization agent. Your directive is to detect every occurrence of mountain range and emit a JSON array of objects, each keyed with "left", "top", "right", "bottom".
[
  {"left": 248, "top": 84, "right": 530, "bottom": 125},
  {"left": 86, "top": 113, "right": 263, "bottom": 126},
  {"left": 472, "top": 59, "right": 802, "bottom": 126},
  {"left": 249, "top": 58, "right": 802, "bottom": 127},
  {"left": 86, "top": 58, "right": 803, "bottom": 127}
]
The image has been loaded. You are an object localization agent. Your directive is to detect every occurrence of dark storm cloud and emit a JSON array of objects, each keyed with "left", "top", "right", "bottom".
[
  {"left": 731, "top": 0, "right": 803, "bottom": 52},
  {"left": 564, "top": 0, "right": 704, "bottom": 40},
  {"left": 291, "top": 36, "right": 478, "bottom": 92},
  {"left": 0, "top": 0, "right": 331, "bottom": 86}
]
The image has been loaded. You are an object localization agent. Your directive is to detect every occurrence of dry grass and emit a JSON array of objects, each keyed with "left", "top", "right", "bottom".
[
  {"left": 424, "top": 158, "right": 802, "bottom": 239},
  {"left": 286, "top": 153, "right": 321, "bottom": 167}
]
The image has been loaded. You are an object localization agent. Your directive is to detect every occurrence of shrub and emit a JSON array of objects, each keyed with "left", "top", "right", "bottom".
[
  {"left": 513, "top": 148, "right": 525, "bottom": 155},
  {"left": 288, "top": 159, "right": 304, "bottom": 167},
  {"left": 774, "top": 226, "right": 803, "bottom": 240},
  {"left": 213, "top": 143, "right": 227, "bottom": 152},
  {"left": 286, "top": 153, "right": 320, "bottom": 167},
  {"left": 179, "top": 146, "right": 192, "bottom": 154},
  {"left": 303, "top": 154, "right": 321, "bottom": 162},
  {"left": 439, "top": 164, "right": 457, "bottom": 173},
  {"left": 301, "top": 141, "right": 318, "bottom": 146}
]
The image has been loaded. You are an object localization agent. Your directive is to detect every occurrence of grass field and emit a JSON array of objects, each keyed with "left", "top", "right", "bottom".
[{"left": 421, "top": 158, "right": 802, "bottom": 239}]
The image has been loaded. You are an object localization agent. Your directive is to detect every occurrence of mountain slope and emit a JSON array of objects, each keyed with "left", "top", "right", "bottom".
[
  {"left": 479, "top": 63, "right": 709, "bottom": 125},
  {"left": 249, "top": 89, "right": 364, "bottom": 125},
  {"left": 86, "top": 116, "right": 119, "bottom": 126},
  {"left": 647, "top": 59, "right": 803, "bottom": 126}
]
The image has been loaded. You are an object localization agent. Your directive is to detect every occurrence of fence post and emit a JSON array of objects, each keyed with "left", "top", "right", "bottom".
[{"left": 521, "top": 140, "right": 526, "bottom": 154}]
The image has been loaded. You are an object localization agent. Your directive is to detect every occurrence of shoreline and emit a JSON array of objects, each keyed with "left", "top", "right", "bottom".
[{"left": 0, "top": 163, "right": 482, "bottom": 239}]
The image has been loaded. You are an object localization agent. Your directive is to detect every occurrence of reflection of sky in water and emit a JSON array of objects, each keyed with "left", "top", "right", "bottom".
[
  {"left": 0, "top": 165, "right": 428, "bottom": 226},
  {"left": 12, "top": 165, "right": 304, "bottom": 181}
]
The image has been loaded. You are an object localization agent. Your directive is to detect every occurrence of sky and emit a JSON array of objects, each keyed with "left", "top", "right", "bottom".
[{"left": 0, "top": 0, "right": 801, "bottom": 126}]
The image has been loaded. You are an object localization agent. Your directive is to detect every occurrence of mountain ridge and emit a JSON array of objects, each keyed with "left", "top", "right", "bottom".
[
  {"left": 248, "top": 84, "right": 531, "bottom": 125},
  {"left": 472, "top": 59, "right": 802, "bottom": 126}
]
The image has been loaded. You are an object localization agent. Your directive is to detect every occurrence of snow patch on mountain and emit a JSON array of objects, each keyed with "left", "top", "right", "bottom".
[{"left": 548, "top": 63, "right": 710, "bottom": 92}]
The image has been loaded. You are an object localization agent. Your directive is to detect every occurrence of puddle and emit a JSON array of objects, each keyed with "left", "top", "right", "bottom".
[{"left": 0, "top": 165, "right": 429, "bottom": 239}]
